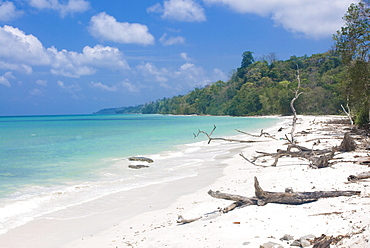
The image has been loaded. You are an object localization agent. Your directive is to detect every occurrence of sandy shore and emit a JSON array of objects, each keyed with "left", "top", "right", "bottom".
[{"left": 2, "top": 115, "right": 370, "bottom": 247}]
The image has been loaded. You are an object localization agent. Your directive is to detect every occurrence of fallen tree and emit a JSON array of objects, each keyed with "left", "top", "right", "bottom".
[
  {"left": 208, "top": 177, "right": 360, "bottom": 209},
  {"left": 240, "top": 132, "right": 356, "bottom": 168},
  {"left": 240, "top": 147, "right": 335, "bottom": 168},
  {"left": 177, "top": 177, "right": 360, "bottom": 224}
]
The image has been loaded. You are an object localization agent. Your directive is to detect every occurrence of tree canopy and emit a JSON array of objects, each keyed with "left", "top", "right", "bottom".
[
  {"left": 97, "top": 51, "right": 345, "bottom": 117},
  {"left": 96, "top": 3, "right": 370, "bottom": 125},
  {"left": 334, "top": 0, "right": 370, "bottom": 125}
]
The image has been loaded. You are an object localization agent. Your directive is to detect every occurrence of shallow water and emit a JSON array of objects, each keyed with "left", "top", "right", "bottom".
[{"left": 0, "top": 114, "right": 280, "bottom": 234}]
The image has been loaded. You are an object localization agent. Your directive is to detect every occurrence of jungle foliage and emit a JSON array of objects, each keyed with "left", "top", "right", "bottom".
[
  {"left": 105, "top": 51, "right": 346, "bottom": 117},
  {"left": 333, "top": 0, "right": 370, "bottom": 126}
]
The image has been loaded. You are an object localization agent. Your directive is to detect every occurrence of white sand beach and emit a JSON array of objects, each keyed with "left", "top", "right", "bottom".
[{"left": 1, "top": 115, "right": 370, "bottom": 248}]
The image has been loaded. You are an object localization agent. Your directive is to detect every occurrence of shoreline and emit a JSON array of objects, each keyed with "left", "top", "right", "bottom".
[
  {"left": 0, "top": 117, "right": 270, "bottom": 248},
  {"left": 64, "top": 115, "right": 370, "bottom": 248},
  {"left": 2, "top": 115, "right": 370, "bottom": 247}
]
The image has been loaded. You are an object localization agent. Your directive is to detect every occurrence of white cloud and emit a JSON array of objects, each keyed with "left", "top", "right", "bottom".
[
  {"left": 0, "top": 61, "right": 33, "bottom": 74},
  {"left": 160, "top": 33, "right": 186, "bottom": 46},
  {"left": 89, "top": 12, "right": 155, "bottom": 45},
  {"left": 47, "top": 44, "right": 130, "bottom": 77},
  {"left": 203, "top": 0, "right": 357, "bottom": 38},
  {"left": 57, "top": 80, "right": 65, "bottom": 88},
  {"left": 0, "top": 1, "right": 23, "bottom": 21},
  {"left": 0, "top": 25, "right": 50, "bottom": 66},
  {"left": 36, "top": 79, "right": 47, "bottom": 86},
  {"left": 57, "top": 80, "right": 82, "bottom": 97},
  {"left": 180, "top": 52, "right": 192, "bottom": 61},
  {"left": 137, "top": 62, "right": 169, "bottom": 83},
  {"left": 29, "top": 88, "right": 43, "bottom": 96},
  {"left": 136, "top": 61, "right": 220, "bottom": 91},
  {"left": 27, "top": 0, "right": 90, "bottom": 17},
  {"left": 0, "top": 25, "right": 130, "bottom": 78},
  {"left": 211, "top": 68, "right": 227, "bottom": 81},
  {"left": 0, "top": 74, "right": 10, "bottom": 87},
  {"left": 148, "top": 0, "right": 206, "bottom": 22},
  {"left": 121, "top": 79, "right": 140, "bottom": 93},
  {"left": 90, "top": 81, "right": 118, "bottom": 92}
]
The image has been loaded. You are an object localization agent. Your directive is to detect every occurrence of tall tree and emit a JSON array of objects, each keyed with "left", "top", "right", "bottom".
[
  {"left": 241, "top": 51, "right": 255, "bottom": 68},
  {"left": 334, "top": 0, "right": 370, "bottom": 125}
]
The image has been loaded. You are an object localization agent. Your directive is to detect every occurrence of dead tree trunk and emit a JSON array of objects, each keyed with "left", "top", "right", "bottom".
[
  {"left": 337, "top": 133, "right": 357, "bottom": 152},
  {"left": 289, "top": 66, "right": 303, "bottom": 144},
  {"left": 341, "top": 95, "right": 354, "bottom": 125},
  {"left": 208, "top": 177, "right": 360, "bottom": 208}
]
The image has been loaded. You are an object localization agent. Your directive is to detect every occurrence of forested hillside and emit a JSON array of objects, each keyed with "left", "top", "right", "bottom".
[
  {"left": 96, "top": 1, "right": 370, "bottom": 126},
  {"left": 98, "top": 51, "right": 346, "bottom": 116}
]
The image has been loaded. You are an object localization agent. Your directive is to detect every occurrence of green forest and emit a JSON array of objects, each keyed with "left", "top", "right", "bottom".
[{"left": 96, "top": 1, "right": 370, "bottom": 126}]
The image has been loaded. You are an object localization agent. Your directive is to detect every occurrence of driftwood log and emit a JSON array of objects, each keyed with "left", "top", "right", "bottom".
[
  {"left": 177, "top": 215, "right": 202, "bottom": 224},
  {"left": 240, "top": 147, "right": 335, "bottom": 168},
  {"left": 208, "top": 177, "right": 360, "bottom": 208},
  {"left": 337, "top": 133, "right": 357, "bottom": 152},
  {"left": 348, "top": 171, "right": 370, "bottom": 182}
]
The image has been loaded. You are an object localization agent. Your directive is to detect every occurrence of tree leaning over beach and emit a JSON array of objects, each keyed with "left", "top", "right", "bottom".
[{"left": 334, "top": 0, "right": 370, "bottom": 126}]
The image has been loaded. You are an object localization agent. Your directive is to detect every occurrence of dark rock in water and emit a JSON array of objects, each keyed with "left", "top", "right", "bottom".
[
  {"left": 128, "top": 157, "right": 154, "bottom": 163},
  {"left": 128, "top": 165, "right": 149, "bottom": 169}
]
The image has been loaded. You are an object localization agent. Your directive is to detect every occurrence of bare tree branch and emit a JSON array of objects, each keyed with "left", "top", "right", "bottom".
[
  {"left": 290, "top": 65, "right": 303, "bottom": 144},
  {"left": 235, "top": 129, "right": 277, "bottom": 140},
  {"left": 195, "top": 125, "right": 264, "bottom": 144}
]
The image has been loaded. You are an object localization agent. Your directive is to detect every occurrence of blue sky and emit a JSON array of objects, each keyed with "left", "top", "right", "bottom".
[{"left": 0, "top": 0, "right": 358, "bottom": 116}]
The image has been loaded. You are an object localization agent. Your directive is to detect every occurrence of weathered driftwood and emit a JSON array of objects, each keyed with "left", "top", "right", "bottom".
[
  {"left": 208, "top": 177, "right": 360, "bottom": 208},
  {"left": 357, "top": 157, "right": 370, "bottom": 165},
  {"left": 340, "top": 95, "right": 354, "bottom": 125},
  {"left": 253, "top": 177, "right": 359, "bottom": 206},
  {"left": 312, "top": 234, "right": 333, "bottom": 248},
  {"left": 309, "top": 149, "right": 336, "bottom": 169},
  {"left": 240, "top": 132, "right": 356, "bottom": 168},
  {"left": 289, "top": 66, "right": 304, "bottom": 144},
  {"left": 235, "top": 129, "right": 277, "bottom": 140},
  {"left": 337, "top": 133, "right": 356, "bottom": 152},
  {"left": 177, "top": 215, "right": 202, "bottom": 224},
  {"left": 208, "top": 190, "right": 258, "bottom": 205},
  {"left": 348, "top": 171, "right": 370, "bottom": 182},
  {"left": 240, "top": 147, "right": 335, "bottom": 168},
  {"left": 222, "top": 202, "right": 242, "bottom": 213},
  {"left": 194, "top": 125, "right": 262, "bottom": 144}
]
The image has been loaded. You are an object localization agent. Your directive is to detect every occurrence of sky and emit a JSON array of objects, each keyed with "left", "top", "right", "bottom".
[{"left": 0, "top": 0, "right": 359, "bottom": 116}]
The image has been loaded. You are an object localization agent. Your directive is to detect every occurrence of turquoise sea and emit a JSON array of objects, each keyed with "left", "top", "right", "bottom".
[{"left": 0, "top": 114, "right": 280, "bottom": 234}]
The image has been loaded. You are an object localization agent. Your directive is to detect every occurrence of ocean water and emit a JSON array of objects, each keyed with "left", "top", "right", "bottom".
[{"left": 0, "top": 114, "right": 280, "bottom": 234}]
